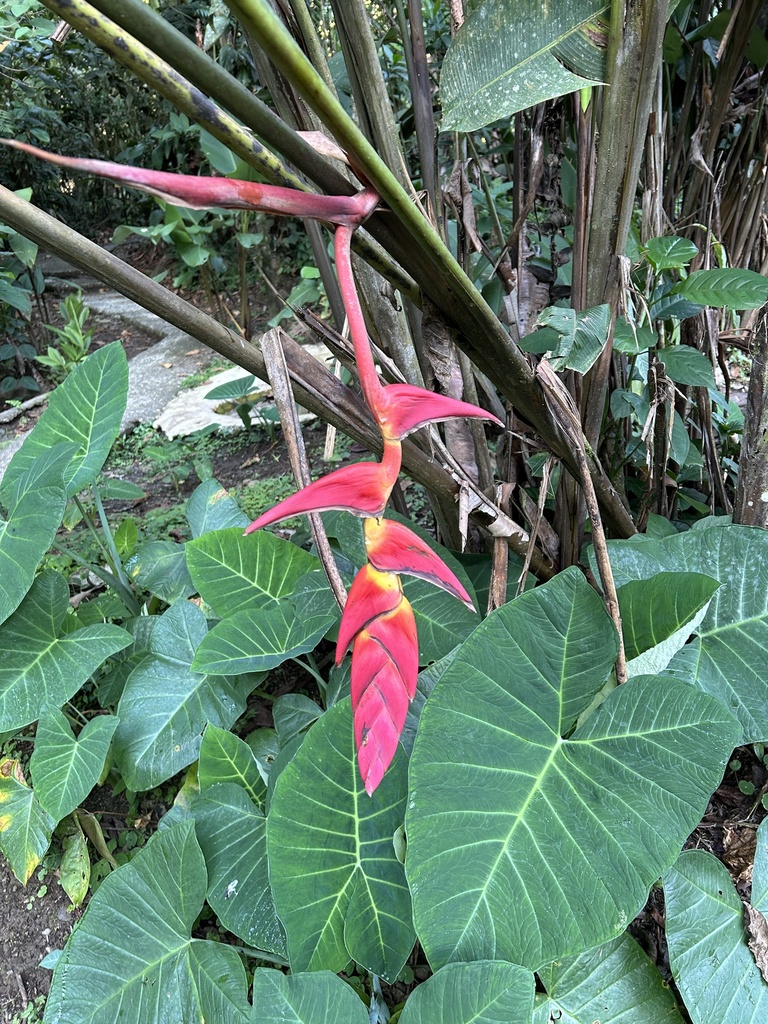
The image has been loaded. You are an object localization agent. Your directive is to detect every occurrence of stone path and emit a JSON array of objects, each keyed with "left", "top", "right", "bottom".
[{"left": 0, "top": 257, "right": 332, "bottom": 485}]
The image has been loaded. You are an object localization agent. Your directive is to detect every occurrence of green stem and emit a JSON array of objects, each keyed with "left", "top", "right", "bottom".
[
  {"left": 53, "top": 540, "right": 140, "bottom": 615},
  {"left": 91, "top": 484, "right": 134, "bottom": 595}
]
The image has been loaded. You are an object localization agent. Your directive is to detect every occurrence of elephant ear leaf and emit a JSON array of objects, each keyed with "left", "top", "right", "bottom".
[{"left": 440, "top": 0, "right": 607, "bottom": 132}]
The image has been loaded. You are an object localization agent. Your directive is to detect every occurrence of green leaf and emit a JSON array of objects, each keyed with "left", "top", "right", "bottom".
[
  {"left": 0, "top": 471, "right": 68, "bottom": 627},
  {"left": 613, "top": 319, "right": 656, "bottom": 355},
  {"left": 30, "top": 706, "right": 119, "bottom": 822},
  {"left": 664, "top": 850, "right": 768, "bottom": 1023},
  {"left": 534, "top": 932, "right": 684, "bottom": 1022},
  {"left": 658, "top": 347, "right": 716, "bottom": 388},
  {"left": 440, "top": 0, "right": 605, "bottom": 131},
  {"left": 399, "top": 961, "right": 535, "bottom": 1024},
  {"left": 59, "top": 820, "right": 90, "bottom": 907},
  {"left": 268, "top": 698, "right": 414, "bottom": 981},
  {"left": 671, "top": 268, "right": 768, "bottom": 310},
  {"left": 406, "top": 568, "right": 740, "bottom": 970},
  {"left": 187, "top": 527, "right": 319, "bottom": 617},
  {"left": 192, "top": 594, "right": 336, "bottom": 675},
  {"left": 192, "top": 782, "right": 286, "bottom": 956},
  {"left": 530, "top": 304, "right": 612, "bottom": 374},
  {"left": 199, "top": 723, "right": 266, "bottom": 808},
  {"left": 249, "top": 969, "right": 368, "bottom": 1024},
  {"left": 617, "top": 572, "right": 720, "bottom": 662},
  {"left": 403, "top": 576, "right": 478, "bottom": 663},
  {"left": 125, "top": 540, "right": 195, "bottom": 604},
  {"left": 0, "top": 572, "right": 131, "bottom": 732},
  {"left": 97, "top": 478, "right": 146, "bottom": 501},
  {"left": 0, "top": 763, "right": 55, "bottom": 883},
  {"left": 186, "top": 479, "right": 250, "bottom": 538},
  {"left": 113, "top": 603, "right": 250, "bottom": 791},
  {"left": 1, "top": 342, "right": 128, "bottom": 500},
  {"left": 272, "top": 694, "right": 322, "bottom": 748},
  {"left": 642, "top": 235, "right": 698, "bottom": 273},
  {"left": 43, "top": 822, "right": 250, "bottom": 1024},
  {"left": 606, "top": 525, "right": 768, "bottom": 742}
]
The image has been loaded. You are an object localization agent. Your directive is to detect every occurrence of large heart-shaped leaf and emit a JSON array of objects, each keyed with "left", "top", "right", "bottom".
[
  {"left": 534, "top": 932, "right": 684, "bottom": 1022},
  {"left": 664, "top": 849, "right": 768, "bottom": 1023},
  {"left": 192, "top": 782, "right": 286, "bottom": 957},
  {"left": 268, "top": 698, "right": 414, "bottom": 982},
  {"left": 399, "top": 961, "right": 535, "bottom": 1024},
  {"left": 199, "top": 723, "right": 266, "bottom": 808},
  {"left": 605, "top": 525, "right": 768, "bottom": 741},
  {"left": 0, "top": 572, "right": 131, "bottom": 732},
  {"left": 30, "top": 706, "right": 119, "bottom": 822},
  {"left": 0, "top": 761, "right": 55, "bottom": 883},
  {"left": 43, "top": 822, "right": 250, "bottom": 1024},
  {"left": 113, "top": 602, "right": 251, "bottom": 791},
  {"left": 125, "top": 540, "right": 195, "bottom": 604},
  {"left": 1, "top": 342, "right": 128, "bottom": 501},
  {"left": 406, "top": 568, "right": 740, "bottom": 970},
  {"left": 186, "top": 479, "right": 250, "bottom": 538},
  {"left": 249, "top": 969, "right": 368, "bottom": 1024},
  {"left": 0, "top": 446, "right": 71, "bottom": 627},
  {"left": 617, "top": 571, "right": 720, "bottom": 662},
  {"left": 186, "top": 527, "right": 319, "bottom": 617},
  {"left": 440, "top": 0, "right": 606, "bottom": 131}
]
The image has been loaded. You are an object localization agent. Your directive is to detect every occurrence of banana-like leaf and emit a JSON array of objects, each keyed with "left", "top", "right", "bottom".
[
  {"left": 440, "top": 0, "right": 607, "bottom": 132},
  {"left": 43, "top": 822, "right": 250, "bottom": 1024},
  {"left": 406, "top": 568, "right": 740, "bottom": 970},
  {"left": 268, "top": 698, "right": 414, "bottom": 981}
]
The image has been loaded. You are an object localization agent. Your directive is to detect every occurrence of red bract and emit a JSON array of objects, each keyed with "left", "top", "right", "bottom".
[
  {"left": 1, "top": 140, "right": 379, "bottom": 228},
  {"left": 243, "top": 439, "right": 401, "bottom": 533},
  {"left": 336, "top": 565, "right": 402, "bottom": 660},
  {"left": 364, "top": 517, "right": 475, "bottom": 609},
  {"left": 373, "top": 382, "right": 503, "bottom": 441}
]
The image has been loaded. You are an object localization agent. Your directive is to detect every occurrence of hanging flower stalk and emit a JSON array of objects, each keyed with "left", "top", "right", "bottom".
[{"left": 5, "top": 139, "right": 502, "bottom": 793}]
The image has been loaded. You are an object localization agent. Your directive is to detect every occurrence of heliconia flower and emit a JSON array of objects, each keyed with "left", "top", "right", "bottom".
[
  {"left": 0, "top": 140, "right": 380, "bottom": 228},
  {"left": 364, "top": 517, "right": 475, "bottom": 609},
  {"left": 349, "top": 597, "right": 418, "bottom": 795},
  {"left": 372, "top": 383, "right": 504, "bottom": 441},
  {"left": 335, "top": 564, "right": 403, "bottom": 660},
  {"left": 244, "top": 439, "right": 402, "bottom": 533}
]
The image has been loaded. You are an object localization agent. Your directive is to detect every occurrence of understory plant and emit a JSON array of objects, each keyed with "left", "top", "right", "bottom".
[{"left": 1, "top": 1, "right": 768, "bottom": 1023}]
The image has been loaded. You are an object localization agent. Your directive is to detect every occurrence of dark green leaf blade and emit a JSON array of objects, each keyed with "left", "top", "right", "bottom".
[
  {"left": 671, "top": 268, "right": 768, "bottom": 310},
  {"left": 268, "top": 699, "right": 414, "bottom": 982},
  {"left": 249, "top": 969, "right": 369, "bottom": 1024},
  {"left": 399, "top": 961, "right": 535, "bottom": 1024},
  {"left": 617, "top": 571, "right": 720, "bottom": 662}
]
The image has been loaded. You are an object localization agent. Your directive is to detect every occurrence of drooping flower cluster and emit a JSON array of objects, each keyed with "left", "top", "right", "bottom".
[{"left": 7, "top": 139, "right": 501, "bottom": 793}]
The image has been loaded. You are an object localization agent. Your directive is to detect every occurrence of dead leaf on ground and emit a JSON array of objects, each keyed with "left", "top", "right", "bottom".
[{"left": 746, "top": 905, "right": 768, "bottom": 982}]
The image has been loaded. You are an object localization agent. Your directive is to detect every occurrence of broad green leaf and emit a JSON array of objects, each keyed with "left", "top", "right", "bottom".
[
  {"left": 97, "top": 478, "right": 146, "bottom": 501},
  {"left": 606, "top": 524, "right": 768, "bottom": 741},
  {"left": 192, "top": 782, "right": 286, "bottom": 956},
  {"left": 187, "top": 479, "right": 250, "bottom": 538},
  {"left": 671, "top": 268, "right": 768, "bottom": 310},
  {"left": 664, "top": 850, "right": 768, "bottom": 1023},
  {"left": 406, "top": 569, "right": 740, "bottom": 970},
  {"left": 440, "top": 0, "right": 605, "bottom": 131},
  {"left": 249, "top": 969, "right": 368, "bottom": 1024},
  {"left": 113, "top": 603, "right": 250, "bottom": 791},
  {"left": 0, "top": 762, "right": 55, "bottom": 883},
  {"left": 1, "top": 342, "right": 128, "bottom": 500},
  {"left": 649, "top": 292, "right": 704, "bottom": 322},
  {"left": 0, "top": 572, "right": 130, "bottom": 732},
  {"left": 30, "top": 706, "right": 119, "bottom": 822},
  {"left": 525, "top": 304, "right": 611, "bottom": 374},
  {"left": 186, "top": 527, "right": 318, "bottom": 617},
  {"left": 199, "top": 723, "right": 266, "bottom": 808},
  {"left": 613, "top": 319, "right": 657, "bottom": 355},
  {"left": 43, "top": 822, "right": 250, "bottom": 1024},
  {"left": 534, "top": 933, "right": 683, "bottom": 1022},
  {"left": 403, "top": 576, "right": 478, "bottom": 663},
  {"left": 642, "top": 235, "right": 698, "bottom": 272},
  {"left": 399, "top": 961, "right": 535, "bottom": 1024},
  {"left": 97, "top": 616, "right": 160, "bottom": 708},
  {"left": 125, "top": 540, "right": 195, "bottom": 604},
  {"left": 192, "top": 590, "right": 336, "bottom": 675},
  {"left": 658, "top": 347, "right": 716, "bottom": 388},
  {"left": 272, "top": 694, "right": 322, "bottom": 748},
  {"left": 268, "top": 699, "right": 414, "bottom": 981},
  {"left": 617, "top": 572, "right": 720, "bottom": 661}
]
